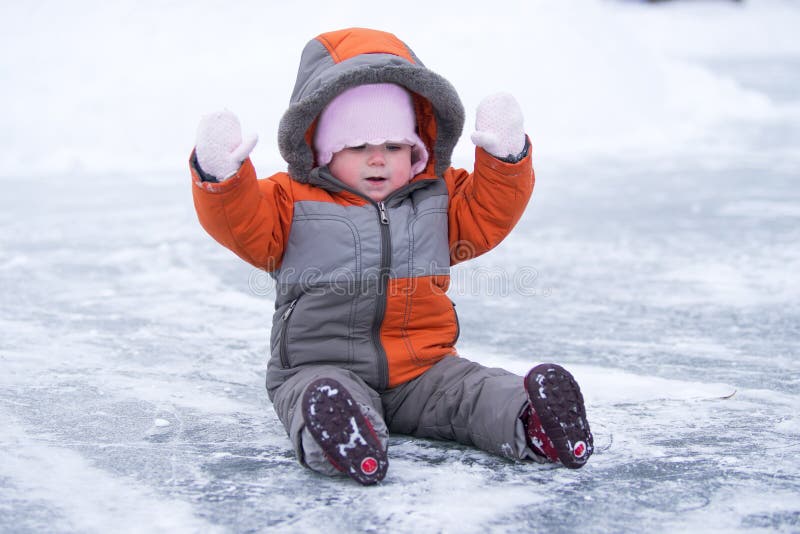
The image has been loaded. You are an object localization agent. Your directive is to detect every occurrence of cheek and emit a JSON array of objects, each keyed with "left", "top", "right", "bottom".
[
  {"left": 393, "top": 165, "right": 413, "bottom": 186},
  {"left": 392, "top": 153, "right": 413, "bottom": 180},
  {"left": 329, "top": 155, "right": 360, "bottom": 183}
]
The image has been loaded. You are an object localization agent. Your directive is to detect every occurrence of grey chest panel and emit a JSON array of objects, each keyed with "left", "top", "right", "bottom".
[{"left": 275, "top": 184, "right": 450, "bottom": 289}]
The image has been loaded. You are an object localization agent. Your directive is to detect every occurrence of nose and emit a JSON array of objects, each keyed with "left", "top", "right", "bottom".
[{"left": 366, "top": 145, "right": 385, "bottom": 166}]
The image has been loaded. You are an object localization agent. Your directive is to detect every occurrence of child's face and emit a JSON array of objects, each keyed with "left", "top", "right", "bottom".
[{"left": 328, "top": 143, "right": 413, "bottom": 202}]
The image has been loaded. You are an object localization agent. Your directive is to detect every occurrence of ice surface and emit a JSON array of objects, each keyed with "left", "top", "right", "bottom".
[{"left": 2, "top": 1, "right": 800, "bottom": 533}]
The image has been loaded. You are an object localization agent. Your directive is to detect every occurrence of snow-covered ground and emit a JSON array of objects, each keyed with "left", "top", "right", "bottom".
[{"left": 2, "top": 1, "right": 799, "bottom": 532}]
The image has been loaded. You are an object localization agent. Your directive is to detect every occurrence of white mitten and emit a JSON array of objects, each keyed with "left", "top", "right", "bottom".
[
  {"left": 470, "top": 93, "right": 526, "bottom": 159},
  {"left": 195, "top": 110, "right": 258, "bottom": 181}
]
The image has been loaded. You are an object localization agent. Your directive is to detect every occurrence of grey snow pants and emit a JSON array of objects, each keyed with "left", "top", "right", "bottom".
[{"left": 270, "top": 355, "right": 544, "bottom": 476}]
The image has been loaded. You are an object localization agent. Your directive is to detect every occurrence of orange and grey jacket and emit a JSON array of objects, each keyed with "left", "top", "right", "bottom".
[{"left": 190, "top": 28, "right": 534, "bottom": 397}]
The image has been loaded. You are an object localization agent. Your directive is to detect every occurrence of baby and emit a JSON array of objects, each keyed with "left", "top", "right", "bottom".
[{"left": 191, "top": 28, "right": 593, "bottom": 485}]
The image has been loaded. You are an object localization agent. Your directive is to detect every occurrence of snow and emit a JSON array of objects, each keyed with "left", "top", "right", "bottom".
[
  {"left": 337, "top": 417, "right": 368, "bottom": 458},
  {"left": 2, "top": 0, "right": 800, "bottom": 532}
]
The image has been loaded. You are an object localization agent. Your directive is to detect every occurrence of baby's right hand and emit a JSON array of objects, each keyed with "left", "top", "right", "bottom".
[{"left": 195, "top": 110, "right": 258, "bottom": 181}]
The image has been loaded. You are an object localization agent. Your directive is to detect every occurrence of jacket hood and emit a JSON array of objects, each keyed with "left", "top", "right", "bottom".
[{"left": 278, "top": 28, "right": 465, "bottom": 182}]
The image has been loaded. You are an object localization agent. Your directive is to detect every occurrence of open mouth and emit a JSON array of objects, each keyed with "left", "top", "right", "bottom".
[{"left": 365, "top": 177, "right": 387, "bottom": 183}]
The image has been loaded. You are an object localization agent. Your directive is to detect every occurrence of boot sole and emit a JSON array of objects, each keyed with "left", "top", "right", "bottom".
[
  {"left": 524, "top": 364, "right": 594, "bottom": 469},
  {"left": 302, "top": 378, "right": 388, "bottom": 485}
]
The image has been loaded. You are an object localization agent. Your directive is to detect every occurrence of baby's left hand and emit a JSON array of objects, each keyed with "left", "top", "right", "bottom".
[{"left": 470, "top": 93, "right": 526, "bottom": 160}]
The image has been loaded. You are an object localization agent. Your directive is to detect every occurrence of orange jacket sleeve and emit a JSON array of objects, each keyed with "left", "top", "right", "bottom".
[
  {"left": 191, "top": 155, "right": 293, "bottom": 271},
  {"left": 444, "top": 139, "right": 535, "bottom": 265}
]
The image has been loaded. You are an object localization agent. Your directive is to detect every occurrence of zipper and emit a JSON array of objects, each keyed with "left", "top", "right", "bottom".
[
  {"left": 279, "top": 297, "right": 300, "bottom": 369},
  {"left": 450, "top": 300, "right": 461, "bottom": 346},
  {"left": 378, "top": 201, "right": 389, "bottom": 224},
  {"left": 373, "top": 201, "right": 391, "bottom": 389}
]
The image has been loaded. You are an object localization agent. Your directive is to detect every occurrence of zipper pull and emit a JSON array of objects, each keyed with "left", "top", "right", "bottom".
[
  {"left": 282, "top": 298, "right": 298, "bottom": 321},
  {"left": 378, "top": 201, "right": 389, "bottom": 225}
]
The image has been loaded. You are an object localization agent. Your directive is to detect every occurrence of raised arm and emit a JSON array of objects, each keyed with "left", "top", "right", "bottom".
[
  {"left": 445, "top": 93, "right": 535, "bottom": 265},
  {"left": 190, "top": 110, "right": 293, "bottom": 271}
]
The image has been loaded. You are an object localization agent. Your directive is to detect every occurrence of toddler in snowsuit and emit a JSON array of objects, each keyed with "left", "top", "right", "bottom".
[{"left": 190, "top": 28, "right": 593, "bottom": 485}]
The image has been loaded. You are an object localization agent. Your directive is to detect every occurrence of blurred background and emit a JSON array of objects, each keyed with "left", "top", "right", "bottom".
[{"left": 2, "top": 0, "right": 798, "bottom": 179}]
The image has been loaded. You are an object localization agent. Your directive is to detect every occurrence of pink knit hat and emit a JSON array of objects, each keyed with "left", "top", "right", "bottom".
[{"left": 314, "top": 83, "right": 429, "bottom": 176}]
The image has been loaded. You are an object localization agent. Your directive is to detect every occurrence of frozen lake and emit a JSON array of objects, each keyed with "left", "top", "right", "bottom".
[{"left": 2, "top": 1, "right": 800, "bottom": 532}]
